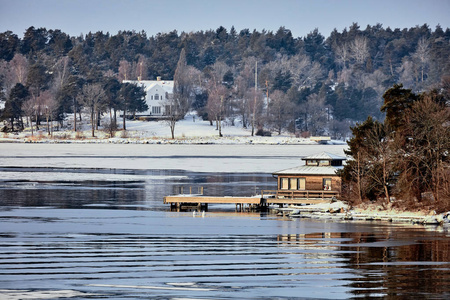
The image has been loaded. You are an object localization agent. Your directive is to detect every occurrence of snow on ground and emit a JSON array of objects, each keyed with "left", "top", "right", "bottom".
[{"left": 0, "top": 112, "right": 346, "bottom": 145}]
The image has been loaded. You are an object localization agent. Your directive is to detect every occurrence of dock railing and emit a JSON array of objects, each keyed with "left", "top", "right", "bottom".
[
  {"left": 261, "top": 189, "right": 339, "bottom": 200},
  {"left": 175, "top": 186, "right": 204, "bottom": 195}
]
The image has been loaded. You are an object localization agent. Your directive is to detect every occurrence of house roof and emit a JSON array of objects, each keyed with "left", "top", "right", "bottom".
[
  {"left": 123, "top": 80, "right": 174, "bottom": 94},
  {"left": 302, "top": 152, "right": 346, "bottom": 161},
  {"left": 273, "top": 165, "right": 343, "bottom": 176}
]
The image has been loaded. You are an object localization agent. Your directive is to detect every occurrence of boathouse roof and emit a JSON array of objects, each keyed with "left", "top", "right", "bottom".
[
  {"left": 273, "top": 152, "right": 346, "bottom": 176},
  {"left": 273, "top": 165, "right": 342, "bottom": 176},
  {"left": 301, "top": 152, "right": 346, "bottom": 161}
]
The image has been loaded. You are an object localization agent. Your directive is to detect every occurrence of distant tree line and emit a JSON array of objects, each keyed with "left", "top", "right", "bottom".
[{"left": 0, "top": 23, "right": 449, "bottom": 138}]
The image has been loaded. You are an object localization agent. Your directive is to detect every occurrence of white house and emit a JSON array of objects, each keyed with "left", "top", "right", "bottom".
[{"left": 123, "top": 77, "right": 174, "bottom": 116}]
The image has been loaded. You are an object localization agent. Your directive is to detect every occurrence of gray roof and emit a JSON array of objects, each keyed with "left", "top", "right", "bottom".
[
  {"left": 302, "top": 152, "right": 346, "bottom": 161},
  {"left": 273, "top": 165, "right": 343, "bottom": 176}
]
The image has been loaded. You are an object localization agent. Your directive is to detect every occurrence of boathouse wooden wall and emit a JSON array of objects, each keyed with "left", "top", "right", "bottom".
[{"left": 277, "top": 175, "right": 342, "bottom": 192}]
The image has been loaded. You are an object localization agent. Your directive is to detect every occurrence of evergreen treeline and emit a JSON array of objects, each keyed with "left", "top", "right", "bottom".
[{"left": 0, "top": 23, "right": 449, "bottom": 138}]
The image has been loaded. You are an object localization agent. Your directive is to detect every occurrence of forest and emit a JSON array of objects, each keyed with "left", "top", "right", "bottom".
[{"left": 0, "top": 23, "right": 449, "bottom": 138}]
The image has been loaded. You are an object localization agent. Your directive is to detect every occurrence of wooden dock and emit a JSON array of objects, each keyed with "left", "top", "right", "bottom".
[
  {"left": 164, "top": 195, "right": 262, "bottom": 211},
  {"left": 164, "top": 189, "right": 336, "bottom": 211}
]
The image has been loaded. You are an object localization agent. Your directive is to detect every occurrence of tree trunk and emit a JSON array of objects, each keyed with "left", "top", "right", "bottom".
[
  {"left": 46, "top": 116, "right": 50, "bottom": 135},
  {"left": 123, "top": 107, "right": 127, "bottom": 130},
  {"left": 170, "top": 119, "right": 175, "bottom": 139},
  {"left": 96, "top": 110, "right": 100, "bottom": 130},
  {"left": 91, "top": 108, "right": 95, "bottom": 137},
  {"left": 35, "top": 111, "right": 39, "bottom": 131},
  {"left": 29, "top": 116, "right": 34, "bottom": 136},
  {"left": 382, "top": 156, "right": 390, "bottom": 206},
  {"left": 357, "top": 152, "right": 363, "bottom": 203}
]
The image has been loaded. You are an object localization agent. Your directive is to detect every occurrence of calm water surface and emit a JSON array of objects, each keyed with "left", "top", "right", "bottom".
[{"left": 0, "top": 144, "right": 449, "bottom": 299}]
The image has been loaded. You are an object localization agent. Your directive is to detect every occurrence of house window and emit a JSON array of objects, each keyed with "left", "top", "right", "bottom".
[
  {"left": 306, "top": 160, "right": 318, "bottom": 166},
  {"left": 155, "top": 94, "right": 159, "bottom": 100},
  {"left": 152, "top": 106, "right": 161, "bottom": 114},
  {"left": 323, "top": 178, "right": 332, "bottom": 190},
  {"left": 289, "top": 178, "right": 298, "bottom": 190},
  {"left": 281, "top": 178, "right": 289, "bottom": 190},
  {"left": 299, "top": 178, "right": 306, "bottom": 190},
  {"left": 319, "top": 160, "right": 330, "bottom": 166}
]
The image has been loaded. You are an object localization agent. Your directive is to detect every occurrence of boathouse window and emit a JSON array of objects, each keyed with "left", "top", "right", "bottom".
[
  {"left": 289, "top": 178, "right": 298, "bottom": 190},
  {"left": 299, "top": 178, "right": 306, "bottom": 190},
  {"left": 323, "top": 178, "right": 332, "bottom": 190},
  {"left": 306, "top": 160, "right": 318, "bottom": 166},
  {"left": 281, "top": 178, "right": 289, "bottom": 190},
  {"left": 319, "top": 160, "right": 330, "bottom": 166},
  {"left": 331, "top": 160, "right": 343, "bottom": 166},
  {"left": 155, "top": 94, "right": 159, "bottom": 100}
]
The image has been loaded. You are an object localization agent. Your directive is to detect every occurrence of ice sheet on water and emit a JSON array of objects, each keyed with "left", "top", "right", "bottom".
[
  {"left": 0, "top": 171, "right": 187, "bottom": 182},
  {"left": 0, "top": 144, "right": 348, "bottom": 173}
]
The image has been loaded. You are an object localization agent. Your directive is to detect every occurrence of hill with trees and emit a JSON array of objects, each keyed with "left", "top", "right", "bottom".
[{"left": 1, "top": 23, "right": 449, "bottom": 138}]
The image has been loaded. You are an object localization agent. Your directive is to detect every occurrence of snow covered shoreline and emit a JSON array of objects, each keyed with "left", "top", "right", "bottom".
[
  {"left": 0, "top": 134, "right": 345, "bottom": 145},
  {"left": 1, "top": 113, "right": 346, "bottom": 145},
  {"left": 278, "top": 201, "right": 449, "bottom": 228}
]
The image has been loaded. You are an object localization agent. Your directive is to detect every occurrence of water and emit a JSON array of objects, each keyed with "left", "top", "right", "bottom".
[{"left": 0, "top": 144, "right": 449, "bottom": 299}]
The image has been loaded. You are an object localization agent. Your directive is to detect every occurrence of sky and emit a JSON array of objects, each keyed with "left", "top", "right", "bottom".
[{"left": 0, "top": 0, "right": 449, "bottom": 38}]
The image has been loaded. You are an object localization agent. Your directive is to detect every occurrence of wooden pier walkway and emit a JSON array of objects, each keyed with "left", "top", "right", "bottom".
[
  {"left": 164, "top": 195, "right": 262, "bottom": 211},
  {"left": 164, "top": 189, "right": 337, "bottom": 211}
]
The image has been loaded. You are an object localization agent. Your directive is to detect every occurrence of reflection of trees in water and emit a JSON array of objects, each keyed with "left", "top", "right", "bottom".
[
  {"left": 0, "top": 181, "right": 146, "bottom": 209},
  {"left": 277, "top": 230, "right": 450, "bottom": 297},
  {"left": 170, "top": 173, "right": 275, "bottom": 197}
]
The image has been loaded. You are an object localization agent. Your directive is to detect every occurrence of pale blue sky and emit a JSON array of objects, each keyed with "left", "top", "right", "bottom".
[{"left": 1, "top": 0, "right": 449, "bottom": 38}]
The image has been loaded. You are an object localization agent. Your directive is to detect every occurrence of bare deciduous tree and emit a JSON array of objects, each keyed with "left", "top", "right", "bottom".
[
  {"left": 334, "top": 43, "right": 350, "bottom": 69},
  {"left": 413, "top": 37, "right": 430, "bottom": 82},
  {"left": 134, "top": 54, "right": 148, "bottom": 81},
  {"left": 78, "top": 84, "right": 106, "bottom": 137},
  {"left": 350, "top": 36, "right": 370, "bottom": 65},
  {"left": 39, "top": 90, "right": 58, "bottom": 135},
  {"left": 207, "top": 83, "right": 227, "bottom": 137},
  {"left": 396, "top": 95, "right": 450, "bottom": 204},
  {"left": 118, "top": 60, "right": 131, "bottom": 82},
  {"left": 268, "top": 90, "right": 294, "bottom": 135},
  {"left": 299, "top": 93, "right": 327, "bottom": 135},
  {"left": 22, "top": 98, "right": 35, "bottom": 136},
  {"left": 52, "top": 56, "right": 70, "bottom": 90},
  {"left": 10, "top": 53, "right": 28, "bottom": 84}
]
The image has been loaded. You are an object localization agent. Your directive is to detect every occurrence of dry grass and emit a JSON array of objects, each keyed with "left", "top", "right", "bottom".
[{"left": 75, "top": 131, "right": 85, "bottom": 140}]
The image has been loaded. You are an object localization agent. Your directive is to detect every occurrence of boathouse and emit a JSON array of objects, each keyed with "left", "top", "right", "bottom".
[
  {"left": 269, "top": 152, "right": 346, "bottom": 201},
  {"left": 164, "top": 151, "right": 347, "bottom": 211}
]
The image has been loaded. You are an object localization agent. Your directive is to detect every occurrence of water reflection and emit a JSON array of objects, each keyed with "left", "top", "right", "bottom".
[
  {"left": 0, "top": 167, "right": 275, "bottom": 210},
  {"left": 277, "top": 230, "right": 450, "bottom": 298}
]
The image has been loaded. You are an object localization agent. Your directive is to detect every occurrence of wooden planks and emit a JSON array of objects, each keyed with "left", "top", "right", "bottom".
[{"left": 164, "top": 196, "right": 262, "bottom": 205}]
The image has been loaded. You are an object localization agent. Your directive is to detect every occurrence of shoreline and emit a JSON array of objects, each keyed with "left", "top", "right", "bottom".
[
  {"left": 0, "top": 135, "right": 346, "bottom": 145},
  {"left": 275, "top": 201, "right": 449, "bottom": 227}
]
